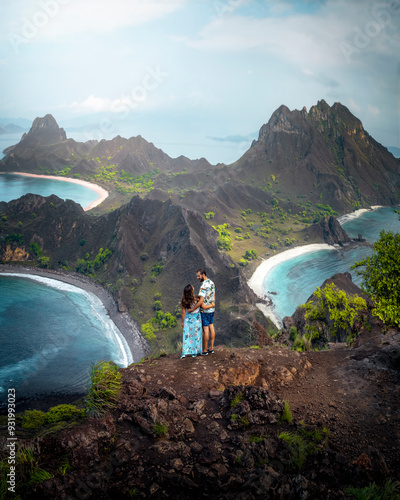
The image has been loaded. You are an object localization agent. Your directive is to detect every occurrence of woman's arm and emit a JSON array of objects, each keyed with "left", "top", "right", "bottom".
[
  {"left": 187, "top": 296, "right": 204, "bottom": 313},
  {"left": 201, "top": 302, "right": 215, "bottom": 310},
  {"left": 181, "top": 307, "right": 186, "bottom": 327}
]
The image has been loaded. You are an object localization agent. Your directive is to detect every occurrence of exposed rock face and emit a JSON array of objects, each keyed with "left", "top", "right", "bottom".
[
  {"left": 307, "top": 215, "right": 352, "bottom": 245},
  {"left": 8, "top": 114, "right": 67, "bottom": 151},
  {"left": 232, "top": 100, "right": 400, "bottom": 211}
]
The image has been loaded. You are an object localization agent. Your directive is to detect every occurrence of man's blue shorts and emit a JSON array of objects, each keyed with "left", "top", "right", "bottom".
[{"left": 201, "top": 312, "right": 214, "bottom": 327}]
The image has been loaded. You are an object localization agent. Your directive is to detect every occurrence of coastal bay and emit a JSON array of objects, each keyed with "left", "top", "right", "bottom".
[
  {"left": 0, "top": 172, "right": 109, "bottom": 211},
  {"left": 0, "top": 265, "right": 148, "bottom": 407},
  {"left": 248, "top": 206, "right": 400, "bottom": 326}
]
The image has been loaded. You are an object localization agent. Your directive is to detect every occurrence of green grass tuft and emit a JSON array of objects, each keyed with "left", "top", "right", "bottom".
[
  {"left": 249, "top": 434, "right": 264, "bottom": 444},
  {"left": 279, "top": 401, "right": 293, "bottom": 423},
  {"left": 84, "top": 360, "right": 122, "bottom": 417},
  {"left": 153, "top": 422, "right": 168, "bottom": 437},
  {"left": 230, "top": 392, "right": 245, "bottom": 408},
  {"left": 345, "top": 479, "right": 400, "bottom": 500}
]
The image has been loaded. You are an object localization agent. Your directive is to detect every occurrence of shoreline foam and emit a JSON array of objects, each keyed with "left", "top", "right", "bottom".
[
  {"left": 0, "top": 172, "right": 109, "bottom": 211},
  {"left": 248, "top": 243, "right": 335, "bottom": 301},
  {"left": 0, "top": 265, "right": 148, "bottom": 368}
]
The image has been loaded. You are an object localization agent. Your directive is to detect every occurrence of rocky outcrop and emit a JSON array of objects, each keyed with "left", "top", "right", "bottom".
[
  {"left": 4, "top": 342, "right": 399, "bottom": 499},
  {"left": 5, "top": 114, "right": 66, "bottom": 154},
  {"left": 306, "top": 215, "right": 352, "bottom": 245}
]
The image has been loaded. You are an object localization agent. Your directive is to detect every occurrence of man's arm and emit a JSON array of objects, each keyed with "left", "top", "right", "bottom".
[{"left": 187, "top": 296, "right": 204, "bottom": 313}]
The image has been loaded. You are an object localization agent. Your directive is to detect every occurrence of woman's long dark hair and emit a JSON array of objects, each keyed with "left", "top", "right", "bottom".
[{"left": 181, "top": 284, "right": 199, "bottom": 309}]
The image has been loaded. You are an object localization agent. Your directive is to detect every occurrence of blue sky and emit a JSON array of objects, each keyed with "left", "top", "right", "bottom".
[{"left": 0, "top": 0, "right": 399, "bottom": 163}]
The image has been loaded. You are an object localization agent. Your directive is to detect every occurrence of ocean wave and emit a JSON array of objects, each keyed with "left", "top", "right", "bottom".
[
  {"left": 337, "top": 208, "right": 372, "bottom": 225},
  {"left": 0, "top": 273, "right": 133, "bottom": 367},
  {"left": 0, "top": 345, "right": 62, "bottom": 384}
]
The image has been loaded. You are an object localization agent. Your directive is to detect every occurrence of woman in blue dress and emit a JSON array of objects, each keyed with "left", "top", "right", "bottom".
[{"left": 180, "top": 284, "right": 214, "bottom": 358}]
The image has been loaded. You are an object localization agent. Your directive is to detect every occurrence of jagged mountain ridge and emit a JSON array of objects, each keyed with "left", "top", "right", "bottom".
[
  {"left": 231, "top": 100, "right": 400, "bottom": 211},
  {"left": 1, "top": 114, "right": 213, "bottom": 176},
  {"left": 2, "top": 102, "right": 399, "bottom": 216}
]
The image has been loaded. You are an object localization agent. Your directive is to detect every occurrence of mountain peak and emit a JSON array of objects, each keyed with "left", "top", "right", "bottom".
[
  {"left": 18, "top": 114, "right": 67, "bottom": 147},
  {"left": 30, "top": 114, "right": 62, "bottom": 132}
]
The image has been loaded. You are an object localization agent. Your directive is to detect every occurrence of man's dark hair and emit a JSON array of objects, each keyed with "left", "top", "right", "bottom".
[{"left": 196, "top": 268, "right": 207, "bottom": 276}]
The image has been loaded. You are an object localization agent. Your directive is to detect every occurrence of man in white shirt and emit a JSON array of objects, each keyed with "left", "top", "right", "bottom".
[{"left": 196, "top": 268, "right": 216, "bottom": 355}]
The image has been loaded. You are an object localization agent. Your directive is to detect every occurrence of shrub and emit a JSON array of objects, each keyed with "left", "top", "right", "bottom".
[
  {"left": 29, "top": 242, "right": 42, "bottom": 257},
  {"left": 84, "top": 361, "right": 122, "bottom": 417},
  {"left": 352, "top": 220, "right": 400, "bottom": 327},
  {"left": 151, "top": 263, "right": 164, "bottom": 277},
  {"left": 76, "top": 248, "right": 112, "bottom": 274},
  {"left": 45, "top": 404, "right": 85, "bottom": 423},
  {"left": 142, "top": 322, "right": 156, "bottom": 340},
  {"left": 22, "top": 410, "right": 47, "bottom": 429},
  {"left": 244, "top": 249, "right": 257, "bottom": 260},
  {"left": 235, "top": 227, "right": 242, "bottom": 233},
  {"left": 153, "top": 300, "right": 162, "bottom": 311},
  {"left": 238, "top": 258, "right": 248, "bottom": 267},
  {"left": 303, "top": 283, "right": 366, "bottom": 344}
]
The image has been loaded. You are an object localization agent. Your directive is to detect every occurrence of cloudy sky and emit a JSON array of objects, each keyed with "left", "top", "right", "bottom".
[{"left": 0, "top": 0, "right": 399, "bottom": 163}]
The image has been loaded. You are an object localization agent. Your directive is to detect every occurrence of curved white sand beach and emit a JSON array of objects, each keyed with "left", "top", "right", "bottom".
[
  {"left": 248, "top": 243, "right": 335, "bottom": 300},
  {"left": 249, "top": 244, "right": 337, "bottom": 328},
  {"left": 4, "top": 172, "right": 109, "bottom": 211}
]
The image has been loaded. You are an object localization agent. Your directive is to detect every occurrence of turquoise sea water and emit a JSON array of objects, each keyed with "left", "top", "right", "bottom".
[
  {"left": 0, "top": 173, "right": 99, "bottom": 210},
  {"left": 0, "top": 275, "right": 133, "bottom": 405},
  {"left": 263, "top": 207, "right": 400, "bottom": 321}
]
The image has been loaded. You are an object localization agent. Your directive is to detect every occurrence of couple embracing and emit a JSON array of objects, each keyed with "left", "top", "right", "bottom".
[{"left": 180, "top": 268, "right": 216, "bottom": 358}]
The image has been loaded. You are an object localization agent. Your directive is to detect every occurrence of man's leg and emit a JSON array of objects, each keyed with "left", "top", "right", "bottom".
[
  {"left": 209, "top": 323, "right": 215, "bottom": 351},
  {"left": 202, "top": 325, "right": 209, "bottom": 353}
]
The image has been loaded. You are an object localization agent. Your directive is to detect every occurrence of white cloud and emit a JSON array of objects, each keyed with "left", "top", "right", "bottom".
[
  {"left": 68, "top": 93, "right": 160, "bottom": 114},
  {"left": 181, "top": 0, "right": 399, "bottom": 68},
  {"left": 5, "top": 0, "right": 186, "bottom": 40},
  {"left": 367, "top": 104, "right": 380, "bottom": 116}
]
